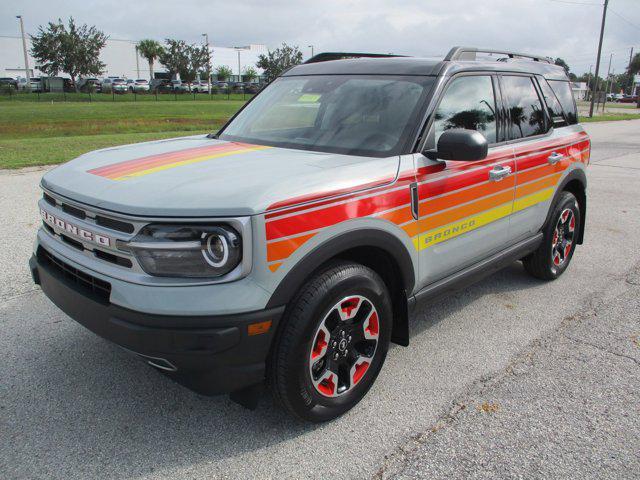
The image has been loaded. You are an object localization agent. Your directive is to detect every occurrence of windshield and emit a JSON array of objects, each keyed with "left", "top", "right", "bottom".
[{"left": 219, "top": 75, "right": 435, "bottom": 157}]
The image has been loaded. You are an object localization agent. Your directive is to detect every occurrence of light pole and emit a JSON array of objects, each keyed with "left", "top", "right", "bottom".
[
  {"left": 587, "top": 64, "right": 593, "bottom": 100},
  {"left": 135, "top": 45, "right": 140, "bottom": 79},
  {"left": 308, "top": 45, "right": 314, "bottom": 58},
  {"left": 233, "top": 47, "right": 243, "bottom": 83},
  {"left": 202, "top": 33, "right": 211, "bottom": 93},
  {"left": 601, "top": 53, "right": 613, "bottom": 113},
  {"left": 16, "top": 15, "right": 30, "bottom": 89}
]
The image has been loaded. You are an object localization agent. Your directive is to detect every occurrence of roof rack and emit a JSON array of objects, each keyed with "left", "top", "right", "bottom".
[
  {"left": 304, "top": 52, "right": 408, "bottom": 64},
  {"left": 444, "top": 46, "right": 553, "bottom": 64}
]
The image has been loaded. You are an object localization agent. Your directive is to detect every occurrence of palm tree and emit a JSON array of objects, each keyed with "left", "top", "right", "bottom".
[{"left": 137, "top": 39, "right": 163, "bottom": 81}]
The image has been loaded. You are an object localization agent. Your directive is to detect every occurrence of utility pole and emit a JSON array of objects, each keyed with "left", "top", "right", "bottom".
[
  {"left": 627, "top": 47, "right": 634, "bottom": 95},
  {"left": 202, "top": 33, "right": 210, "bottom": 93},
  {"left": 16, "top": 15, "right": 30, "bottom": 89},
  {"left": 589, "top": 0, "right": 609, "bottom": 118},
  {"left": 587, "top": 64, "right": 593, "bottom": 100},
  {"left": 601, "top": 53, "right": 613, "bottom": 113},
  {"left": 308, "top": 45, "right": 315, "bottom": 57}
]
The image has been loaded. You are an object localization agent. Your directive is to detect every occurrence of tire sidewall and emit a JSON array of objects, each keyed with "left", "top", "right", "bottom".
[
  {"left": 281, "top": 266, "right": 392, "bottom": 421},
  {"left": 544, "top": 192, "right": 581, "bottom": 278}
]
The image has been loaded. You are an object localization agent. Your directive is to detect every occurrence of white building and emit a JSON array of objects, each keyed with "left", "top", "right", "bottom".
[{"left": 0, "top": 34, "right": 266, "bottom": 81}]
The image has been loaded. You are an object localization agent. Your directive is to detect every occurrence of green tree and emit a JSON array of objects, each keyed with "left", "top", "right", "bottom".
[
  {"left": 554, "top": 57, "right": 571, "bottom": 76},
  {"left": 158, "top": 39, "right": 209, "bottom": 88},
  {"left": 628, "top": 53, "right": 640, "bottom": 75},
  {"left": 243, "top": 66, "right": 258, "bottom": 83},
  {"left": 137, "top": 39, "right": 163, "bottom": 81},
  {"left": 30, "top": 17, "right": 107, "bottom": 90},
  {"left": 256, "top": 43, "right": 303, "bottom": 82},
  {"left": 216, "top": 65, "right": 233, "bottom": 81}
]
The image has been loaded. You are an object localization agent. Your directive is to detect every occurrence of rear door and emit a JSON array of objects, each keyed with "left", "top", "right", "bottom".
[
  {"left": 500, "top": 74, "right": 581, "bottom": 240},
  {"left": 413, "top": 73, "right": 517, "bottom": 289}
]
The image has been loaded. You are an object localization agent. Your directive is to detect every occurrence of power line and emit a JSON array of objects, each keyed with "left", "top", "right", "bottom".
[{"left": 609, "top": 8, "right": 640, "bottom": 31}]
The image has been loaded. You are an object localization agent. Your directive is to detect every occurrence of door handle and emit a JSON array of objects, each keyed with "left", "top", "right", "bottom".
[
  {"left": 489, "top": 165, "right": 512, "bottom": 181},
  {"left": 548, "top": 152, "right": 563, "bottom": 165}
]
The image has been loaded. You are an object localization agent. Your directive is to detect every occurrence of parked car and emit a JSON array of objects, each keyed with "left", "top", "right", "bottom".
[
  {"left": 170, "top": 79, "right": 189, "bottom": 93},
  {"left": 244, "top": 83, "right": 259, "bottom": 94},
  {"left": 101, "top": 78, "right": 128, "bottom": 93},
  {"left": 216, "top": 81, "right": 229, "bottom": 90},
  {"left": 30, "top": 46, "right": 590, "bottom": 422},
  {"left": 78, "top": 78, "right": 101, "bottom": 93},
  {"left": 616, "top": 94, "right": 639, "bottom": 104},
  {"left": 62, "top": 78, "right": 75, "bottom": 92},
  {"left": 150, "top": 79, "right": 173, "bottom": 93},
  {"left": 192, "top": 81, "right": 211, "bottom": 93},
  {"left": 16, "top": 77, "right": 43, "bottom": 92},
  {"left": 0, "top": 77, "right": 17, "bottom": 91},
  {"left": 126, "top": 79, "right": 150, "bottom": 93}
]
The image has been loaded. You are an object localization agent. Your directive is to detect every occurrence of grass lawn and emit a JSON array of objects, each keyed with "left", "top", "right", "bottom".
[
  {"left": 0, "top": 100, "right": 245, "bottom": 169},
  {"left": 579, "top": 113, "right": 640, "bottom": 122}
]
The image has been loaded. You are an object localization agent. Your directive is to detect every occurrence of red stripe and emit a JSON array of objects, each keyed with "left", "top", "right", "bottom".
[
  {"left": 89, "top": 142, "right": 256, "bottom": 177},
  {"left": 266, "top": 187, "right": 411, "bottom": 240}
]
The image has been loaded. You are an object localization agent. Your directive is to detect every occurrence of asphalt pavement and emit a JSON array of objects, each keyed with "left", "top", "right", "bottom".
[{"left": 1, "top": 120, "right": 639, "bottom": 479}]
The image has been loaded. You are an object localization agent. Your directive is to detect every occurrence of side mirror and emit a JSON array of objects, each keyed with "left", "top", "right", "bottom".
[{"left": 425, "top": 129, "right": 488, "bottom": 161}]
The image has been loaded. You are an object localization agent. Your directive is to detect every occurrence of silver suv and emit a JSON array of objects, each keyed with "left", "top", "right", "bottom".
[{"left": 31, "top": 47, "right": 589, "bottom": 421}]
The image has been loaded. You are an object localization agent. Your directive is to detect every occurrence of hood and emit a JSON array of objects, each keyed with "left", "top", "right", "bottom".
[{"left": 41, "top": 135, "right": 400, "bottom": 217}]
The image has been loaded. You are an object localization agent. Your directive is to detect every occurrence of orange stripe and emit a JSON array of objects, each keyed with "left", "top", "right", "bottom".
[
  {"left": 516, "top": 174, "right": 561, "bottom": 198},
  {"left": 377, "top": 205, "right": 413, "bottom": 225},
  {"left": 267, "top": 232, "right": 316, "bottom": 262},
  {"left": 94, "top": 143, "right": 253, "bottom": 179},
  {"left": 417, "top": 189, "right": 514, "bottom": 235},
  {"left": 268, "top": 262, "right": 282, "bottom": 272},
  {"left": 517, "top": 161, "right": 567, "bottom": 185},
  {"left": 402, "top": 221, "right": 420, "bottom": 238},
  {"left": 419, "top": 177, "right": 515, "bottom": 217}
]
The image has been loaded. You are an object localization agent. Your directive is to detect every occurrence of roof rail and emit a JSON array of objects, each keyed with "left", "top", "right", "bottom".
[
  {"left": 304, "top": 52, "right": 408, "bottom": 64},
  {"left": 444, "top": 46, "right": 553, "bottom": 64}
]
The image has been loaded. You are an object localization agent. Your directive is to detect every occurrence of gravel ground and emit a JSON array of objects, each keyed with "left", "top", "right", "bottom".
[{"left": 1, "top": 120, "right": 639, "bottom": 479}]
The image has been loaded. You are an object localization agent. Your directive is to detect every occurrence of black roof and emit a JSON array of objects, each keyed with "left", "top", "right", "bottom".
[{"left": 283, "top": 52, "right": 568, "bottom": 81}]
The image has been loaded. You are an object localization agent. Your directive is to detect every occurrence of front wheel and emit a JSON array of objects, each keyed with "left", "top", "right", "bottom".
[
  {"left": 523, "top": 191, "right": 581, "bottom": 280},
  {"left": 268, "top": 261, "right": 392, "bottom": 422}
]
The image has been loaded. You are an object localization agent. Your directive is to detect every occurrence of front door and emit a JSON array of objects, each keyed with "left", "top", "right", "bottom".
[{"left": 413, "top": 74, "right": 517, "bottom": 289}]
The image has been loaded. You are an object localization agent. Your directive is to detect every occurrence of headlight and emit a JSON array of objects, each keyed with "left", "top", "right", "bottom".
[{"left": 123, "top": 224, "right": 241, "bottom": 278}]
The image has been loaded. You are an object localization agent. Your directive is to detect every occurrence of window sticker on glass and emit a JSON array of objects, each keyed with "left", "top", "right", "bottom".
[{"left": 298, "top": 93, "right": 321, "bottom": 102}]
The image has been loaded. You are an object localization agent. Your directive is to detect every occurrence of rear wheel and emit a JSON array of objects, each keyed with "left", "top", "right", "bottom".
[
  {"left": 523, "top": 191, "right": 580, "bottom": 280},
  {"left": 268, "top": 261, "right": 392, "bottom": 422}
]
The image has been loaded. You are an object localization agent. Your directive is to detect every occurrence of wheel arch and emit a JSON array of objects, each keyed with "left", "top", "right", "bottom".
[
  {"left": 265, "top": 229, "right": 415, "bottom": 346},
  {"left": 547, "top": 168, "right": 587, "bottom": 244}
]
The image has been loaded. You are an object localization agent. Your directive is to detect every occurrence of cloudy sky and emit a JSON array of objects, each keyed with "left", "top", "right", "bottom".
[{"left": 2, "top": 0, "right": 639, "bottom": 76}]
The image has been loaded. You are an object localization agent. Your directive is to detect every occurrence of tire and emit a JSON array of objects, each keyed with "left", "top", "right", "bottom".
[
  {"left": 268, "top": 261, "right": 392, "bottom": 422},
  {"left": 523, "top": 191, "right": 580, "bottom": 280}
]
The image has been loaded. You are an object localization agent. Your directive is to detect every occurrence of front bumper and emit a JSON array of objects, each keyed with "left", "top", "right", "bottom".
[{"left": 30, "top": 250, "right": 284, "bottom": 395}]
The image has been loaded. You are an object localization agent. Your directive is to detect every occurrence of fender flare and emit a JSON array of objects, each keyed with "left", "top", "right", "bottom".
[
  {"left": 545, "top": 168, "right": 587, "bottom": 244},
  {"left": 265, "top": 228, "right": 416, "bottom": 309}
]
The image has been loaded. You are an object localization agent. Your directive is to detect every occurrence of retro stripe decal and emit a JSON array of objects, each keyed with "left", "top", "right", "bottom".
[
  {"left": 262, "top": 133, "right": 590, "bottom": 272},
  {"left": 88, "top": 142, "right": 270, "bottom": 180}
]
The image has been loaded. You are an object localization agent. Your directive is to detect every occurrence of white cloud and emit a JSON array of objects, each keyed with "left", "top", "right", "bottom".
[{"left": 3, "top": 0, "right": 638, "bottom": 75}]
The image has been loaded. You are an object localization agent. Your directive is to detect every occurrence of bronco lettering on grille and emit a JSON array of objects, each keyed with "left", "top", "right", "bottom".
[{"left": 40, "top": 208, "right": 112, "bottom": 247}]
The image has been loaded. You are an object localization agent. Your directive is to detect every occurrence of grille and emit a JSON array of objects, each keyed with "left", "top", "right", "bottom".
[
  {"left": 42, "top": 192, "right": 135, "bottom": 234},
  {"left": 37, "top": 247, "right": 111, "bottom": 302}
]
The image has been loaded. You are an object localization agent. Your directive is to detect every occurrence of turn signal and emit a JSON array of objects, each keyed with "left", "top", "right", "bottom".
[{"left": 248, "top": 320, "right": 272, "bottom": 336}]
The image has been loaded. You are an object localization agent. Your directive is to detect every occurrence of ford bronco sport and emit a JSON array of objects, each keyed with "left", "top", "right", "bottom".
[{"left": 30, "top": 47, "right": 589, "bottom": 422}]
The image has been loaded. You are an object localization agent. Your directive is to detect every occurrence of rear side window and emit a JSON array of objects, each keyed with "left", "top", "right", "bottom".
[
  {"left": 548, "top": 80, "right": 578, "bottom": 125},
  {"left": 431, "top": 75, "right": 497, "bottom": 145},
  {"left": 501, "top": 76, "right": 546, "bottom": 139},
  {"left": 538, "top": 79, "right": 567, "bottom": 127}
]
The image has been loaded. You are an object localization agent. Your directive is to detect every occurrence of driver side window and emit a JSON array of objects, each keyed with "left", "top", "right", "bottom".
[{"left": 430, "top": 75, "right": 497, "bottom": 147}]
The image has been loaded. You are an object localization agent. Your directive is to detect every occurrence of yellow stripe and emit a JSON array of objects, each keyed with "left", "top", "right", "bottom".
[
  {"left": 513, "top": 187, "right": 554, "bottom": 212},
  {"left": 415, "top": 187, "right": 555, "bottom": 251},
  {"left": 113, "top": 146, "right": 271, "bottom": 180}
]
